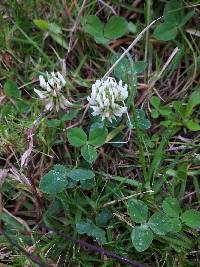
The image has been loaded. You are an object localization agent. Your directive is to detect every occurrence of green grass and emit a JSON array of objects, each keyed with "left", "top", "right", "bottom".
[{"left": 0, "top": 0, "right": 200, "bottom": 266}]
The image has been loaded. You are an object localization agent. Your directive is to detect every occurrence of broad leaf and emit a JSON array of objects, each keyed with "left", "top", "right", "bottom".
[
  {"left": 104, "top": 16, "right": 128, "bottom": 40},
  {"left": 95, "top": 209, "right": 112, "bottom": 227},
  {"left": 151, "top": 109, "right": 159, "bottom": 119},
  {"left": 84, "top": 15, "right": 128, "bottom": 44},
  {"left": 148, "top": 212, "right": 171, "bottom": 235},
  {"left": 127, "top": 199, "right": 148, "bottom": 223},
  {"left": 154, "top": 22, "right": 177, "bottom": 41},
  {"left": 154, "top": 0, "right": 193, "bottom": 41},
  {"left": 4, "top": 80, "right": 20, "bottom": 98},
  {"left": 133, "top": 61, "right": 147, "bottom": 73},
  {"left": 76, "top": 220, "right": 106, "bottom": 244},
  {"left": 164, "top": 0, "right": 184, "bottom": 26},
  {"left": 162, "top": 197, "right": 181, "bottom": 218},
  {"left": 131, "top": 109, "right": 151, "bottom": 130},
  {"left": 112, "top": 54, "right": 146, "bottom": 81},
  {"left": 186, "top": 120, "right": 200, "bottom": 131},
  {"left": 170, "top": 218, "right": 182, "bottom": 232},
  {"left": 150, "top": 96, "right": 160, "bottom": 109},
  {"left": 131, "top": 225, "right": 153, "bottom": 252},
  {"left": 181, "top": 209, "right": 200, "bottom": 229},
  {"left": 67, "top": 168, "right": 95, "bottom": 181},
  {"left": 61, "top": 110, "right": 79, "bottom": 121},
  {"left": 88, "top": 127, "right": 106, "bottom": 146},
  {"left": 159, "top": 106, "right": 172, "bottom": 116},
  {"left": 67, "top": 127, "right": 87, "bottom": 147},
  {"left": 84, "top": 15, "right": 104, "bottom": 39},
  {"left": 33, "top": 19, "right": 49, "bottom": 30},
  {"left": 39, "top": 165, "right": 69, "bottom": 194},
  {"left": 81, "top": 145, "right": 97, "bottom": 164}
]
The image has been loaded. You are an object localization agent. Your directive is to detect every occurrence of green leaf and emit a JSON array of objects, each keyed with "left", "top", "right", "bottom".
[
  {"left": 67, "top": 168, "right": 95, "bottom": 181},
  {"left": 80, "top": 179, "right": 95, "bottom": 190},
  {"left": 151, "top": 109, "right": 159, "bottom": 119},
  {"left": 33, "top": 19, "right": 49, "bottom": 30},
  {"left": 170, "top": 218, "right": 182, "bottom": 232},
  {"left": 88, "top": 127, "right": 106, "bottom": 146},
  {"left": 94, "top": 36, "right": 110, "bottom": 45},
  {"left": 154, "top": 22, "right": 177, "bottom": 41},
  {"left": 84, "top": 15, "right": 104, "bottom": 40},
  {"left": 60, "top": 110, "right": 79, "bottom": 121},
  {"left": 128, "top": 22, "right": 137, "bottom": 33},
  {"left": 0, "top": 212, "right": 26, "bottom": 231},
  {"left": 159, "top": 106, "right": 172, "bottom": 116},
  {"left": 81, "top": 145, "right": 97, "bottom": 164},
  {"left": 48, "top": 22, "right": 62, "bottom": 34},
  {"left": 162, "top": 197, "right": 181, "bottom": 218},
  {"left": 186, "top": 120, "right": 200, "bottom": 131},
  {"left": 112, "top": 55, "right": 134, "bottom": 81},
  {"left": 47, "top": 119, "right": 61, "bottom": 128},
  {"left": 50, "top": 33, "right": 68, "bottom": 49},
  {"left": 148, "top": 212, "right": 171, "bottom": 235},
  {"left": 172, "top": 101, "right": 186, "bottom": 117},
  {"left": 180, "top": 10, "right": 195, "bottom": 27},
  {"left": 4, "top": 80, "right": 20, "bottom": 98},
  {"left": 95, "top": 209, "right": 112, "bottom": 227},
  {"left": 112, "top": 54, "right": 146, "bottom": 81},
  {"left": 186, "top": 90, "right": 200, "bottom": 116},
  {"left": 154, "top": 0, "right": 193, "bottom": 41},
  {"left": 133, "top": 61, "right": 147, "bottom": 73},
  {"left": 76, "top": 220, "right": 106, "bottom": 244},
  {"left": 164, "top": 0, "right": 184, "bottom": 26},
  {"left": 67, "top": 127, "right": 87, "bottom": 147},
  {"left": 45, "top": 199, "right": 63, "bottom": 217},
  {"left": 84, "top": 16, "right": 128, "bottom": 44},
  {"left": 131, "top": 225, "right": 153, "bottom": 252},
  {"left": 89, "top": 121, "right": 104, "bottom": 131},
  {"left": 150, "top": 96, "right": 160, "bottom": 109},
  {"left": 131, "top": 109, "right": 151, "bottom": 130},
  {"left": 160, "top": 120, "right": 171, "bottom": 127},
  {"left": 181, "top": 209, "right": 200, "bottom": 229},
  {"left": 176, "top": 163, "right": 188, "bottom": 181},
  {"left": 104, "top": 16, "right": 128, "bottom": 40},
  {"left": 39, "top": 165, "right": 69, "bottom": 194},
  {"left": 0, "top": 103, "right": 17, "bottom": 116},
  {"left": 127, "top": 199, "right": 148, "bottom": 223},
  {"left": 16, "top": 99, "right": 30, "bottom": 113}
]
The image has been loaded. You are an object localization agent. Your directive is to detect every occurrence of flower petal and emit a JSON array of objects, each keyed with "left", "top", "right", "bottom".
[
  {"left": 39, "top": 75, "right": 47, "bottom": 89},
  {"left": 45, "top": 100, "right": 54, "bottom": 111},
  {"left": 34, "top": 88, "right": 46, "bottom": 99},
  {"left": 57, "top": 72, "right": 66, "bottom": 86}
]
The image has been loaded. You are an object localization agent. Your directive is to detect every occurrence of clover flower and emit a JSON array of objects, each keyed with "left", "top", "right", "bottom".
[
  {"left": 34, "top": 72, "right": 72, "bottom": 112},
  {"left": 87, "top": 77, "right": 128, "bottom": 122}
]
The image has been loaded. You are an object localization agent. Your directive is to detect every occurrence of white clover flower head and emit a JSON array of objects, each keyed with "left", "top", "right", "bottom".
[
  {"left": 34, "top": 71, "right": 72, "bottom": 112},
  {"left": 87, "top": 77, "right": 128, "bottom": 122}
]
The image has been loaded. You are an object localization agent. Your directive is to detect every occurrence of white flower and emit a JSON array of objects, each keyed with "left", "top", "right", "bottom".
[
  {"left": 34, "top": 72, "right": 72, "bottom": 112},
  {"left": 87, "top": 77, "right": 128, "bottom": 122}
]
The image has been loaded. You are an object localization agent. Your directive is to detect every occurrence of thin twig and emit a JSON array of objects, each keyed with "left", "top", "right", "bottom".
[
  {"left": 103, "top": 17, "right": 163, "bottom": 79},
  {"left": 103, "top": 190, "right": 154, "bottom": 207},
  {"left": 0, "top": 227, "right": 50, "bottom": 267},
  {"left": 67, "top": 0, "right": 87, "bottom": 54},
  {"left": 98, "top": 0, "right": 117, "bottom": 15},
  {"left": 65, "top": 104, "right": 89, "bottom": 130},
  {"left": 136, "top": 47, "right": 180, "bottom": 106},
  {"left": 40, "top": 224, "right": 147, "bottom": 267}
]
